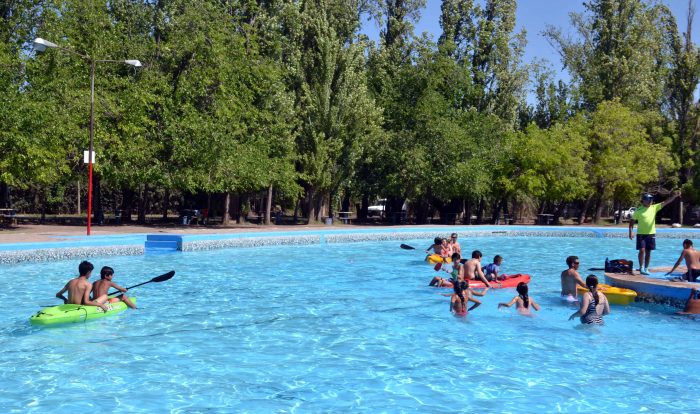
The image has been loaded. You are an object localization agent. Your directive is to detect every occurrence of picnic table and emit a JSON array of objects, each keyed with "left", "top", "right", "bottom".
[
  {"left": 537, "top": 213, "right": 555, "bottom": 225},
  {"left": 337, "top": 211, "right": 352, "bottom": 224},
  {"left": 0, "top": 208, "right": 17, "bottom": 224}
]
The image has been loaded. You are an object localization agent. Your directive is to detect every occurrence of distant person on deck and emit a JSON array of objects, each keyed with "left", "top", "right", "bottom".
[
  {"left": 92, "top": 266, "right": 137, "bottom": 309},
  {"left": 561, "top": 256, "right": 587, "bottom": 304},
  {"left": 629, "top": 191, "right": 680, "bottom": 275},
  {"left": 55, "top": 261, "right": 109, "bottom": 311},
  {"left": 666, "top": 239, "right": 700, "bottom": 282}
]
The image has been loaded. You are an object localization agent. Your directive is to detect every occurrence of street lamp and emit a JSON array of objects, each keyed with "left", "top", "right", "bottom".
[{"left": 33, "top": 38, "right": 141, "bottom": 235}]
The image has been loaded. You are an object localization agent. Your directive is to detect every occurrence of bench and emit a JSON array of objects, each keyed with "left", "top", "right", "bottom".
[
  {"left": 0, "top": 208, "right": 17, "bottom": 225},
  {"left": 337, "top": 211, "right": 352, "bottom": 224}
]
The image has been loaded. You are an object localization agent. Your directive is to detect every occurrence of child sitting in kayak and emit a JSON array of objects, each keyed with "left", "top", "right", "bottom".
[
  {"left": 55, "top": 261, "right": 110, "bottom": 312},
  {"left": 482, "top": 255, "right": 504, "bottom": 281},
  {"left": 425, "top": 237, "right": 451, "bottom": 261},
  {"left": 498, "top": 282, "right": 540, "bottom": 315},
  {"left": 430, "top": 253, "right": 462, "bottom": 287},
  {"left": 92, "top": 266, "right": 137, "bottom": 309}
]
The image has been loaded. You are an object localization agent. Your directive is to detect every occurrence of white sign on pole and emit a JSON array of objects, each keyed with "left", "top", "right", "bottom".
[{"left": 83, "top": 150, "right": 96, "bottom": 164}]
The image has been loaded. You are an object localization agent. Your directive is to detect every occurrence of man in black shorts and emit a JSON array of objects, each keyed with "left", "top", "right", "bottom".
[{"left": 629, "top": 191, "right": 680, "bottom": 275}]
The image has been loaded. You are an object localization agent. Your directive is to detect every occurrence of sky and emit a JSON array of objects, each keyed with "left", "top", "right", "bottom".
[{"left": 361, "top": 0, "right": 700, "bottom": 87}]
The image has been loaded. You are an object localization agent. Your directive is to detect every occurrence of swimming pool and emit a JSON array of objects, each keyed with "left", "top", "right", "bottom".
[{"left": 1, "top": 234, "right": 699, "bottom": 412}]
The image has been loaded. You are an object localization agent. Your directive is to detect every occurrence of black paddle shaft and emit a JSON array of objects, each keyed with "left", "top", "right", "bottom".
[{"left": 107, "top": 270, "right": 175, "bottom": 296}]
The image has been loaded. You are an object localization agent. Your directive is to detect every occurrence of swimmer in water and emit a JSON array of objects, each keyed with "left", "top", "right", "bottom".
[
  {"left": 447, "top": 277, "right": 489, "bottom": 315},
  {"left": 569, "top": 275, "right": 610, "bottom": 325},
  {"left": 498, "top": 282, "right": 540, "bottom": 315}
]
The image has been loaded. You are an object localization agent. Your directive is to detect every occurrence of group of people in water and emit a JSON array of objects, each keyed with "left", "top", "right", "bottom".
[
  {"left": 56, "top": 261, "right": 137, "bottom": 311},
  {"left": 425, "top": 234, "right": 610, "bottom": 325}
]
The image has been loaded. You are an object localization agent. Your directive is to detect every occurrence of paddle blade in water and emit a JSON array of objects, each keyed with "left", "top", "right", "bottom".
[
  {"left": 152, "top": 270, "right": 175, "bottom": 283},
  {"left": 434, "top": 262, "right": 442, "bottom": 271},
  {"left": 400, "top": 244, "right": 415, "bottom": 250}
]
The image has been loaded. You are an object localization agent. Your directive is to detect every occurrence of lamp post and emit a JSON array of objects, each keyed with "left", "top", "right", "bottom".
[{"left": 33, "top": 38, "right": 141, "bottom": 235}]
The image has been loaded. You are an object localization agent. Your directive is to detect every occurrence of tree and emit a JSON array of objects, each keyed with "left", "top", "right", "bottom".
[{"left": 545, "top": 0, "right": 676, "bottom": 111}]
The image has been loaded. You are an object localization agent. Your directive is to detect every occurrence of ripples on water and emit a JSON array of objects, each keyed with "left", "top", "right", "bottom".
[{"left": 1, "top": 236, "right": 699, "bottom": 412}]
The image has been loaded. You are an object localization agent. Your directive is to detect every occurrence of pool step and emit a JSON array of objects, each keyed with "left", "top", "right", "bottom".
[{"left": 145, "top": 235, "right": 182, "bottom": 254}]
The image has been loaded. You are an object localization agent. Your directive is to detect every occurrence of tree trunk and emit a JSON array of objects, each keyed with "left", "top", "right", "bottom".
[
  {"left": 162, "top": 188, "right": 169, "bottom": 220},
  {"left": 76, "top": 180, "right": 81, "bottom": 215},
  {"left": 264, "top": 184, "right": 273, "bottom": 225},
  {"left": 223, "top": 192, "right": 231, "bottom": 225},
  {"left": 578, "top": 196, "right": 593, "bottom": 225},
  {"left": 476, "top": 198, "right": 485, "bottom": 224},
  {"left": 94, "top": 176, "right": 104, "bottom": 225},
  {"left": 121, "top": 187, "right": 135, "bottom": 223},
  {"left": 593, "top": 185, "right": 605, "bottom": 224},
  {"left": 238, "top": 195, "right": 249, "bottom": 224},
  {"left": 137, "top": 184, "right": 148, "bottom": 224},
  {"left": 359, "top": 194, "right": 369, "bottom": 221},
  {"left": 305, "top": 188, "right": 317, "bottom": 223},
  {"left": 465, "top": 197, "right": 472, "bottom": 225}
]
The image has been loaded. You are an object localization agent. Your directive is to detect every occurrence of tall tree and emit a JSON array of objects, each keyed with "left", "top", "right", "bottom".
[{"left": 545, "top": 0, "right": 676, "bottom": 111}]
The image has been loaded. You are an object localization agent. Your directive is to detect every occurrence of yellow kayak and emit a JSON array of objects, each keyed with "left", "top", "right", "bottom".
[
  {"left": 577, "top": 284, "right": 637, "bottom": 305},
  {"left": 426, "top": 254, "right": 452, "bottom": 264}
]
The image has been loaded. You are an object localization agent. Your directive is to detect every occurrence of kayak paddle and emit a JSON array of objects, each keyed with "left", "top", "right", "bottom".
[
  {"left": 108, "top": 270, "right": 175, "bottom": 296},
  {"left": 400, "top": 244, "right": 415, "bottom": 250}
]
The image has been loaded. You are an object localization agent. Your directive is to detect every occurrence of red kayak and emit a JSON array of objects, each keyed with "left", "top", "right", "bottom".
[
  {"left": 470, "top": 274, "right": 531, "bottom": 289},
  {"left": 434, "top": 274, "right": 531, "bottom": 289}
]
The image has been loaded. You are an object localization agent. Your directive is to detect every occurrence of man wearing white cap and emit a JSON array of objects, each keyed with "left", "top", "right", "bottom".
[{"left": 628, "top": 191, "right": 681, "bottom": 275}]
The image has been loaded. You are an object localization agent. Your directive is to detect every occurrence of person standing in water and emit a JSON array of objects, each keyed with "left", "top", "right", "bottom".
[
  {"left": 569, "top": 275, "right": 610, "bottom": 325},
  {"left": 561, "top": 256, "right": 587, "bottom": 304},
  {"left": 629, "top": 191, "right": 680, "bottom": 275},
  {"left": 499, "top": 282, "right": 540, "bottom": 315}
]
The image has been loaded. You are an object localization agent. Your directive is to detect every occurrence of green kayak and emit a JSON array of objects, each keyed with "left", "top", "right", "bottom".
[{"left": 29, "top": 298, "right": 137, "bottom": 326}]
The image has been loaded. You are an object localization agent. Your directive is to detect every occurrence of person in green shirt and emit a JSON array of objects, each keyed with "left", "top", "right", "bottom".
[{"left": 628, "top": 191, "right": 680, "bottom": 275}]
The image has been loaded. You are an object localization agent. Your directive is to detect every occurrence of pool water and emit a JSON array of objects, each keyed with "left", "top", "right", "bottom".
[{"left": 1, "top": 235, "right": 699, "bottom": 412}]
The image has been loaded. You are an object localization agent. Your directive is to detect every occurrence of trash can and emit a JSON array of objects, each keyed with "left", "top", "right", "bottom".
[{"left": 325, "top": 217, "right": 333, "bottom": 225}]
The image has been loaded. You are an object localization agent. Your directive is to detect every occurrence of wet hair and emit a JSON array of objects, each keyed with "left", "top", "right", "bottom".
[
  {"left": 434, "top": 237, "right": 442, "bottom": 245},
  {"left": 100, "top": 266, "right": 114, "bottom": 279},
  {"left": 451, "top": 252, "right": 461, "bottom": 262},
  {"left": 566, "top": 256, "right": 579, "bottom": 268},
  {"left": 78, "top": 261, "right": 94, "bottom": 276},
  {"left": 453, "top": 280, "right": 468, "bottom": 307},
  {"left": 683, "top": 239, "right": 693, "bottom": 247},
  {"left": 494, "top": 255, "right": 503, "bottom": 263},
  {"left": 451, "top": 233, "right": 458, "bottom": 238},
  {"left": 586, "top": 275, "right": 600, "bottom": 305},
  {"left": 516, "top": 282, "right": 529, "bottom": 308},
  {"left": 471, "top": 250, "right": 482, "bottom": 259}
]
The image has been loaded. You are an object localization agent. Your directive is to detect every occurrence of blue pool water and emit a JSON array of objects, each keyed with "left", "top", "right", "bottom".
[{"left": 1, "top": 234, "right": 699, "bottom": 412}]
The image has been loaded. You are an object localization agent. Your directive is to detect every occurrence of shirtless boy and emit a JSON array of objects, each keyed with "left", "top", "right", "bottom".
[
  {"left": 56, "top": 261, "right": 110, "bottom": 311},
  {"left": 666, "top": 239, "right": 700, "bottom": 282},
  {"left": 463, "top": 250, "right": 493, "bottom": 288},
  {"left": 560, "top": 256, "right": 587, "bottom": 303},
  {"left": 92, "top": 266, "right": 137, "bottom": 309}
]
